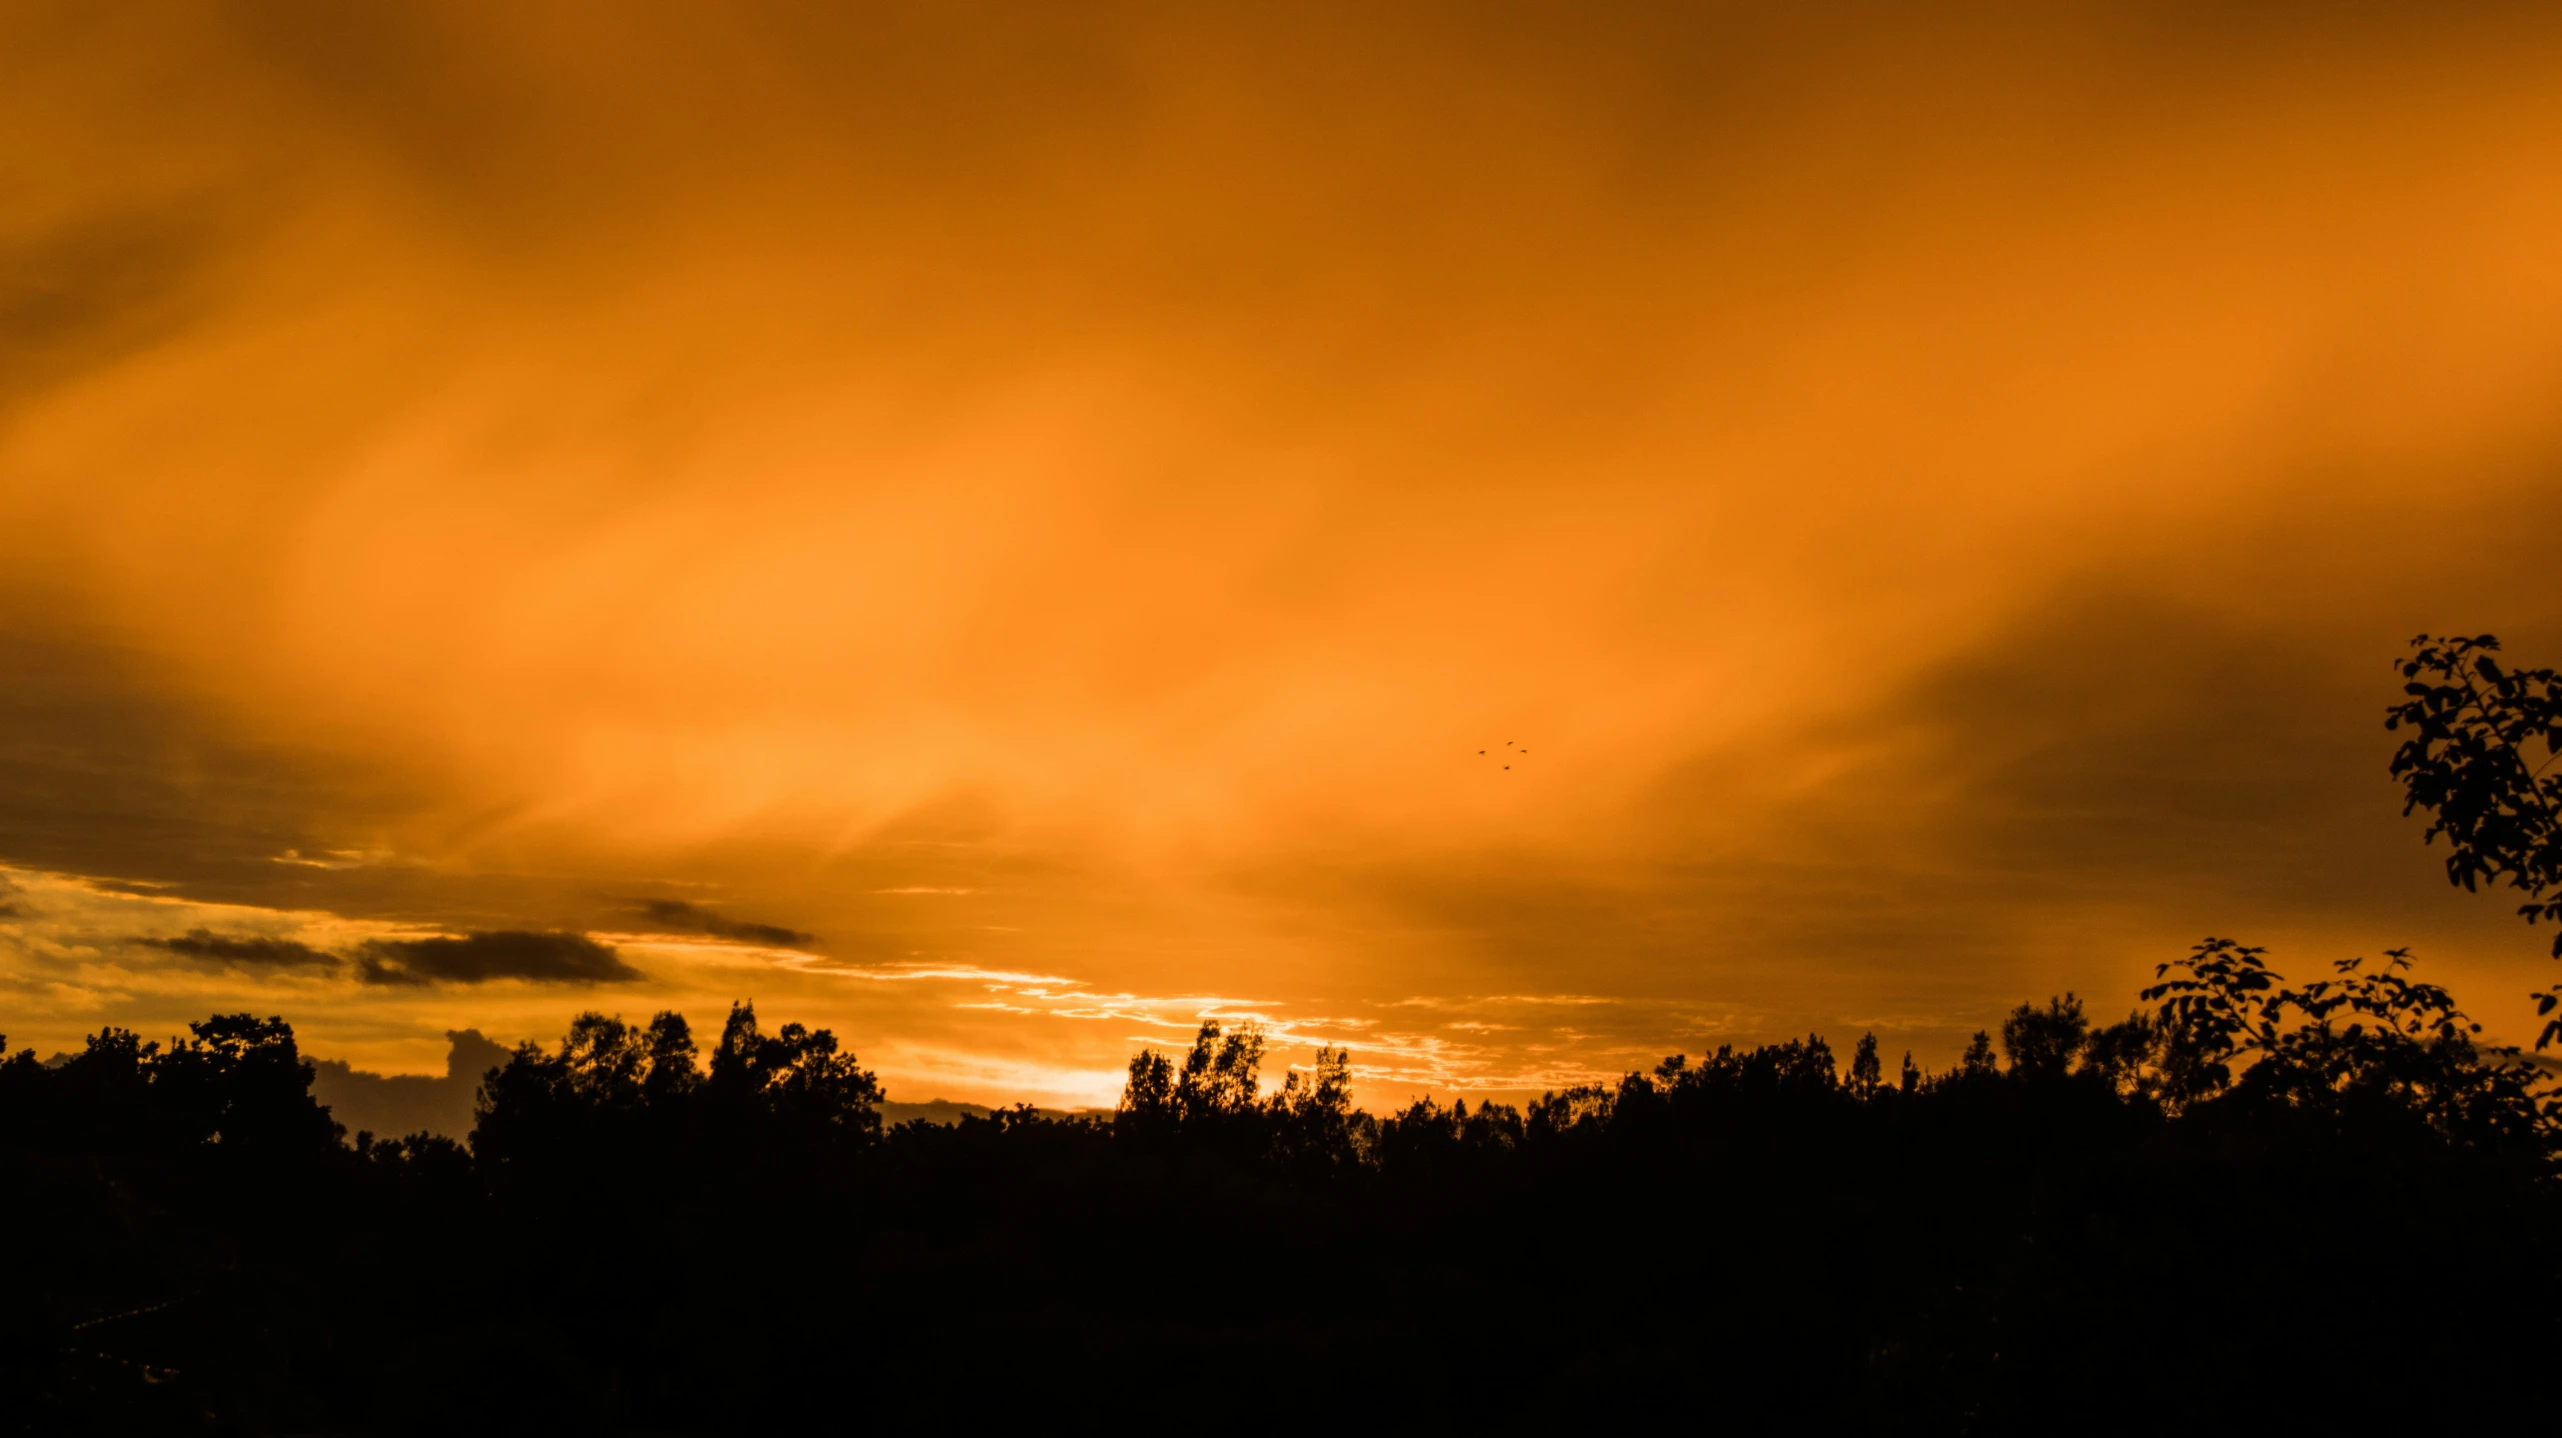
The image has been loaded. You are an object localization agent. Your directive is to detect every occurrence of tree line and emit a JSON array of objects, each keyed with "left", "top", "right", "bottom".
[{"left": 2, "top": 633, "right": 2559, "bottom": 1433}]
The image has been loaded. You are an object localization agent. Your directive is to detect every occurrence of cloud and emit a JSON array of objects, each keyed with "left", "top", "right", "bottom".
[
  {"left": 357, "top": 930, "right": 639, "bottom": 987},
  {"left": 633, "top": 898, "right": 814, "bottom": 947},
  {"left": 11, "top": 0, "right": 2562, "bottom": 1096},
  {"left": 0, "top": 616, "right": 428, "bottom": 908},
  {"left": 0, "top": 203, "right": 221, "bottom": 415},
  {"left": 138, "top": 927, "right": 339, "bottom": 970},
  {"left": 308, "top": 1028, "right": 514, "bottom": 1139}
]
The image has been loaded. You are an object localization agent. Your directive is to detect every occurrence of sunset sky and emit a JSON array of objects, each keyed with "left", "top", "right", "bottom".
[{"left": 7, "top": 1, "right": 2562, "bottom": 1110}]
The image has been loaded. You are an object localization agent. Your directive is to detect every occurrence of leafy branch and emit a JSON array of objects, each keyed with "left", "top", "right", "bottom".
[{"left": 2386, "top": 634, "right": 2562, "bottom": 1044}]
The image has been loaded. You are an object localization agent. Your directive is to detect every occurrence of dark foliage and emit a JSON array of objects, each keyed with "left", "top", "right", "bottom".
[
  {"left": 2388, "top": 633, "right": 2562, "bottom": 1041},
  {"left": 5, "top": 635, "right": 2561, "bottom": 1431},
  {"left": 2, "top": 945, "right": 2555, "bottom": 1435}
]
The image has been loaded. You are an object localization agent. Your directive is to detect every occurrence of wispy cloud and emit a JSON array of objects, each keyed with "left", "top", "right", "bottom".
[
  {"left": 271, "top": 849, "right": 389, "bottom": 871},
  {"left": 139, "top": 928, "right": 339, "bottom": 971},
  {"left": 358, "top": 931, "right": 640, "bottom": 988},
  {"left": 627, "top": 898, "right": 815, "bottom": 948}
]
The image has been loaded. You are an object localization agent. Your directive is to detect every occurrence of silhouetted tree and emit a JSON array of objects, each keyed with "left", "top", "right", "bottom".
[
  {"left": 638, "top": 1011, "right": 699, "bottom": 1103},
  {"left": 2080, "top": 1011, "right": 2161, "bottom": 1100},
  {"left": 2000, "top": 994, "right": 2088, "bottom": 1080},
  {"left": 2141, "top": 937, "right": 2280, "bottom": 1110},
  {"left": 706, "top": 999, "right": 881, "bottom": 1139},
  {"left": 1173, "top": 1019, "right": 1265, "bottom": 1127},
  {"left": 159, "top": 1013, "right": 339, "bottom": 1156},
  {"left": 7, "top": 959, "right": 2556, "bottom": 1433},
  {"left": 12, "top": 632, "right": 2562, "bottom": 1431},
  {"left": 2388, "top": 633, "right": 2562, "bottom": 1043},
  {"left": 1525, "top": 1084, "right": 1616, "bottom": 1142},
  {"left": 1270, "top": 1044, "right": 1367, "bottom": 1174},
  {"left": 1118, "top": 1046, "right": 1177, "bottom": 1142},
  {"left": 1957, "top": 1030, "right": 1999, "bottom": 1079},
  {"left": 1374, "top": 1094, "right": 1523, "bottom": 1178},
  {"left": 1117, "top": 1019, "right": 1276, "bottom": 1158},
  {"left": 2140, "top": 936, "right": 2547, "bottom": 1147},
  {"left": 1849, "top": 1032, "right": 1882, "bottom": 1099},
  {"left": 43, "top": 1026, "right": 160, "bottom": 1154}
]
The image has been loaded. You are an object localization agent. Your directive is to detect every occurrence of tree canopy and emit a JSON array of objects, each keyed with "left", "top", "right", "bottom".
[{"left": 5, "top": 632, "right": 2562, "bottom": 1431}]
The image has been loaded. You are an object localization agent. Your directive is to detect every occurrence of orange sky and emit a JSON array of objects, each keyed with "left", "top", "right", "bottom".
[{"left": 7, "top": 1, "right": 2562, "bottom": 1108}]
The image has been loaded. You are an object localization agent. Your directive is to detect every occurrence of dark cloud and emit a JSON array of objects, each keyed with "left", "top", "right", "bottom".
[
  {"left": 357, "top": 930, "right": 638, "bottom": 987},
  {"left": 139, "top": 927, "right": 338, "bottom": 970},
  {"left": 633, "top": 898, "right": 814, "bottom": 947},
  {"left": 0, "top": 612, "right": 424, "bottom": 902},
  {"left": 0, "top": 612, "right": 621, "bottom": 934},
  {"left": 1293, "top": 500, "right": 2562, "bottom": 1064},
  {"left": 309, "top": 1028, "right": 512, "bottom": 1139},
  {"left": 0, "top": 204, "right": 222, "bottom": 414},
  {"left": 1825, "top": 545, "right": 2562, "bottom": 926}
]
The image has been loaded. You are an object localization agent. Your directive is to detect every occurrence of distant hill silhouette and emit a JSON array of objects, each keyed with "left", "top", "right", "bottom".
[
  {"left": 877, "top": 1097, "right": 1084, "bottom": 1126},
  {"left": 877, "top": 1096, "right": 993, "bottom": 1126}
]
